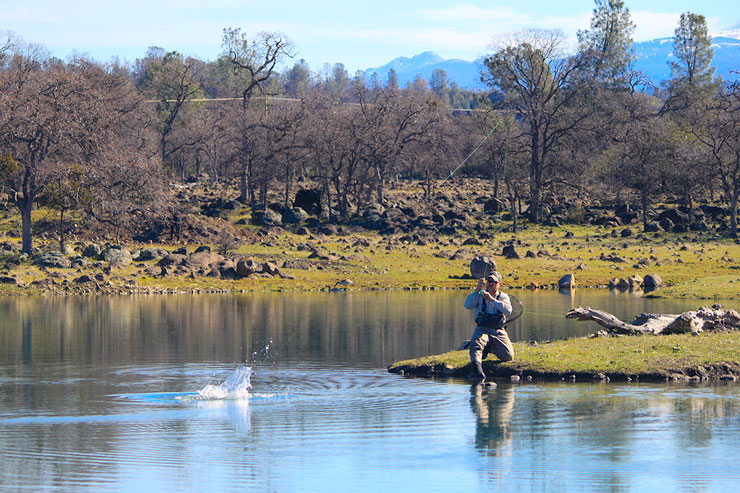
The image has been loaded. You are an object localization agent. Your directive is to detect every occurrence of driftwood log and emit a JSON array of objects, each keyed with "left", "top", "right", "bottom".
[{"left": 566, "top": 305, "right": 740, "bottom": 336}]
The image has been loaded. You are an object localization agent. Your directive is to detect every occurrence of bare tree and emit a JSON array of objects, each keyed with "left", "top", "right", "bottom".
[
  {"left": 483, "top": 29, "right": 591, "bottom": 222},
  {"left": 221, "top": 28, "right": 293, "bottom": 203},
  {"left": 138, "top": 50, "right": 207, "bottom": 170},
  {"left": 684, "top": 83, "right": 740, "bottom": 236}
]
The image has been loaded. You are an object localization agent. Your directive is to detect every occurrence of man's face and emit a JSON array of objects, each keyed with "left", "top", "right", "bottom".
[{"left": 487, "top": 280, "right": 501, "bottom": 290}]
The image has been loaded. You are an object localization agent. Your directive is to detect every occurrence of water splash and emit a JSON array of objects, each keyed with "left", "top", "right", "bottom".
[
  {"left": 251, "top": 338, "right": 276, "bottom": 363},
  {"left": 196, "top": 365, "right": 252, "bottom": 400}
]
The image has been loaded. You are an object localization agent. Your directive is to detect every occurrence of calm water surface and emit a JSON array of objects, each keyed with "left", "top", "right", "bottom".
[{"left": 1, "top": 290, "right": 739, "bottom": 491}]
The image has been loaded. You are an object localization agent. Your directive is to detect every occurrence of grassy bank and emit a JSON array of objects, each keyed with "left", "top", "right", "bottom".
[
  {"left": 3, "top": 178, "right": 740, "bottom": 298},
  {"left": 3, "top": 221, "right": 740, "bottom": 298},
  {"left": 388, "top": 332, "right": 740, "bottom": 382}
]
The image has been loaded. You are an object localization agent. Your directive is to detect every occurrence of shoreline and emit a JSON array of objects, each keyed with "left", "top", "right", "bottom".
[{"left": 388, "top": 332, "right": 740, "bottom": 383}]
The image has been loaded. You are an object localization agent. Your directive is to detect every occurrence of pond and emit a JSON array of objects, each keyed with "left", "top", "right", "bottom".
[{"left": 1, "top": 290, "right": 739, "bottom": 491}]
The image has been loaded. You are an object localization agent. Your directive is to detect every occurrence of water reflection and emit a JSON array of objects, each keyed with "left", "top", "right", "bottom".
[
  {"left": 471, "top": 384, "right": 515, "bottom": 456},
  {"left": 474, "top": 382, "right": 740, "bottom": 490},
  {"left": 1, "top": 290, "right": 731, "bottom": 369},
  {"left": 0, "top": 288, "right": 739, "bottom": 490}
]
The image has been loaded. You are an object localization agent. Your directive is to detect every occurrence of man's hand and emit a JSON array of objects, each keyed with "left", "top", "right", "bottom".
[
  {"left": 476, "top": 278, "right": 486, "bottom": 291},
  {"left": 481, "top": 290, "right": 496, "bottom": 301}
]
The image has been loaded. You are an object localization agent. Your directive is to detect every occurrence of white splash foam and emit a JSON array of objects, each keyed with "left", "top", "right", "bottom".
[{"left": 197, "top": 365, "right": 252, "bottom": 400}]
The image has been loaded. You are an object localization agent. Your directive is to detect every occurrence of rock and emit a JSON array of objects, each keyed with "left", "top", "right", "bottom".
[
  {"left": 0, "top": 276, "right": 19, "bottom": 285},
  {"left": 103, "top": 247, "right": 132, "bottom": 268},
  {"left": 318, "top": 224, "right": 338, "bottom": 236},
  {"left": 194, "top": 245, "right": 211, "bottom": 254},
  {"left": 282, "top": 260, "right": 313, "bottom": 270},
  {"left": 593, "top": 216, "right": 622, "bottom": 227},
  {"left": 236, "top": 257, "right": 261, "bottom": 277},
  {"left": 469, "top": 256, "right": 497, "bottom": 279},
  {"left": 73, "top": 275, "right": 94, "bottom": 283},
  {"left": 690, "top": 221, "right": 708, "bottom": 232},
  {"left": 599, "top": 253, "right": 626, "bottom": 263},
  {"left": 525, "top": 250, "right": 538, "bottom": 258},
  {"left": 283, "top": 207, "right": 309, "bottom": 224},
  {"left": 260, "top": 261, "right": 280, "bottom": 276},
  {"left": 83, "top": 243, "right": 102, "bottom": 258},
  {"left": 644, "top": 221, "right": 662, "bottom": 233},
  {"left": 658, "top": 208, "right": 687, "bottom": 226},
  {"left": 462, "top": 237, "right": 483, "bottom": 246},
  {"left": 70, "top": 256, "right": 89, "bottom": 268},
  {"left": 61, "top": 244, "right": 75, "bottom": 255},
  {"left": 483, "top": 197, "right": 504, "bottom": 213},
  {"left": 352, "top": 237, "right": 371, "bottom": 248},
  {"left": 216, "top": 259, "right": 238, "bottom": 279},
  {"left": 672, "top": 223, "right": 688, "bottom": 233},
  {"left": 34, "top": 251, "right": 71, "bottom": 269},
  {"left": 262, "top": 209, "right": 283, "bottom": 227},
  {"left": 201, "top": 197, "right": 241, "bottom": 217},
  {"left": 616, "top": 211, "right": 638, "bottom": 224},
  {"left": 644, "top": 274, "right": 663, "bottom": 288},
  {"left": 185, "top": 251, "right": 224, "bottom": 270},
  {"left": 158, "top": 254, "right": 187, "bottom": 267},
  {"left": 293, "top": 188, "right": 322, "bottom": 215},
  {"left": 172, "top": 247, "right": 188, "bottom": 255},
  {"left": 502, "top": 244, "right": 521, "bottom": 259},
  {"left": 423, "top": 213, "right": 442, "bottom": 226},
  {"left": 628, "top": 274, "right": 643, "bottom": 287},
  {"left": 620, "top": 228, "right": 633, "bottom": 237},
  {"left": 700, "top": 204, "right": 726, "bottom": 219},
  {"left": 136, "top": 247, "right": 170, "bottom": 261},
  {"left": 558, "top": 273, "right": 575, "bottom": 289},
  {"left": 634, "top": 258, "right": 651, "bottom": 269},
  {"left": 449, "top": 249, "right": 473, "bottom": 261}
]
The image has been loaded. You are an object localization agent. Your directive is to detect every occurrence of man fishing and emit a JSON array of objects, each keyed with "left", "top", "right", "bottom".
[{"left": 464, "top": 271, "right": 514, "bottom": 382}]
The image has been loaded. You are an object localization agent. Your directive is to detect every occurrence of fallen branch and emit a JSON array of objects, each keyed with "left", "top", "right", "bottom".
[{"left": 566, "top": 305, "right": 740, "bottom": 336}]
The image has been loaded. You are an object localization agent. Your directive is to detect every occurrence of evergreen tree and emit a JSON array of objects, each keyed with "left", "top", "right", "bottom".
[
  {"left": 387, "top": 68, "right": 399, "bottom": 91},
  {"left": 669, "top": 12, "right": 716, "bottom": 90},
  {"left": 283, "top": 59, "right": 312, "bottom": 97},
  {"left": 577, "top": 0, "right": 635, "bottom": 86},
  {"left": 430, "top": 68, "right": 448, "bottom": 98}
]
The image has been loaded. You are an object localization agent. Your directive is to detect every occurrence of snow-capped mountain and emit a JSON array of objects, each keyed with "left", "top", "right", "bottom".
[{"left": 366, "top": 33, "right": 740, "bottom": 90}]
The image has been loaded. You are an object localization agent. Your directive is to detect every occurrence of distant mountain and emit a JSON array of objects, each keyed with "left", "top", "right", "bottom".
[
  {"left": 366, "top": 35, "right": 740, "bottom": 91},
  {"left": 365, "top": 51, "right": 487, "bottom": 90},
  {"left": 632, "top": 36, "right": 740, "bottom": 84}
]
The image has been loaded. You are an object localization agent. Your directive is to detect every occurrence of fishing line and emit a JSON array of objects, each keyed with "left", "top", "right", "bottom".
[{"left": 440, "top": 118, "right": 504, "bottom": 184}]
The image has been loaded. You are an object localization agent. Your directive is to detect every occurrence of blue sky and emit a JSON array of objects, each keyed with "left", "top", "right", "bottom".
[{"left": 2, "top": 1, "right": 738, "bottom": 73}]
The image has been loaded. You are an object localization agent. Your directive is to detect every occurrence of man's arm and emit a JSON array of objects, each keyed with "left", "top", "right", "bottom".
[
  {"left": 464, "top": 291, "right": 481, "bottom": 310},
  {"left": 490, "top": 292, "right": 513, "bottom": 315}
]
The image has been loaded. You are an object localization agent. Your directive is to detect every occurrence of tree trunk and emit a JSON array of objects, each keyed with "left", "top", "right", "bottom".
[
  {"left": 239, "top": 165, "right": 248, "bottom": 203},
  {"left": 20, "top": 199, "right": 33, "bottom": 255},
  {"left": 641, "top": 190, "right": 648, "bottom": 232},
  {"left": 731, "top": 187, "right": 738, "bottom": 238},
  {"left": 566, "top": 306, "right": 740, "bottom": 335},
  {"left": 375, "top": 164, "right": 385, "bottom": 205},
  {"left": 58, "top": 206, "right": 66, "bottom": 251}
]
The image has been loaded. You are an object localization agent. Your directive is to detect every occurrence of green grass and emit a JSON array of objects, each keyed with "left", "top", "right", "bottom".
[
  {"left": 3, "top": 189, "right": 740, "bottom": 299},
  {"left": 389, "top": 332, "right": 740, "bottom": 380}
]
